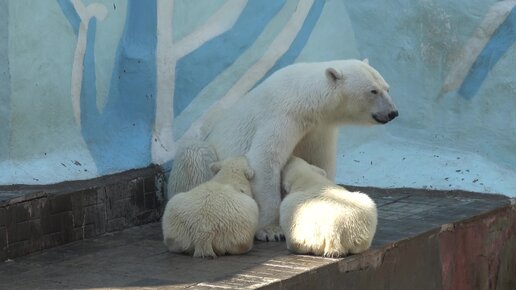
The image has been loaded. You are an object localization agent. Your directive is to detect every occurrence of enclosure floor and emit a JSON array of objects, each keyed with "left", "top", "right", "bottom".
[{"left": 0, "top": 188, "right": 510, "bottom": 289}]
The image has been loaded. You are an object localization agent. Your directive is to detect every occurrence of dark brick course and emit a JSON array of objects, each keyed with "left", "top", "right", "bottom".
[
  {"left": 0, "top": 227, "right": 6, "bottom": 252},
  {"left": 0, "top": 208, "right": 7, "bottom": 228},
  {"left": 50, "top": 194, "right": 73, "bottom": 215},
  {"left": 0, "top": 165, "right": 164, "bottom": 261},
  {"left": 143, "top": 176, "right": 157, "bottom": 193}
]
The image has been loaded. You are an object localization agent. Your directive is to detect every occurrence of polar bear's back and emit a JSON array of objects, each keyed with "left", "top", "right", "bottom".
[
  {"left": 205, "top": 60, "right": 365, "bottom": 159},
  {"left": 320, "top": 187, "right": 377, "bottom": 217},
  {"left": 281, "top": 188, "right": 375, "bottom": 236},
  {"left": 167, "top": 183, "right": 258, "bottom": 231},
  {"left": 162, "top": 183, "right": 259, "bottom": 255},
  {"left": 280, "top": 186, "right": 377, "bottom": 257}
]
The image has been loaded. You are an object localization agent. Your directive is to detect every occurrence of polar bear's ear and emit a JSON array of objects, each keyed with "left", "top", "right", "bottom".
[
  {"left": 363, "top": 58, "right": 369, "bottom": 64},
  {"left": 325, "top": 67, "right": 343, "bottom": 82},
  {"left": 210, "top": 161, "right": 222, "bottom": 174},
  {"left": 310, "top": 165, "right": 327, "bottom": 177},
  {"left": 244, "top": 168, "right": 255, "bottom": 180}
]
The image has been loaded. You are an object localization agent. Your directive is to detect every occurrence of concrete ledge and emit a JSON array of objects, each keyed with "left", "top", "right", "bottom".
[
  {"left": 0, "top": 188, "right": 513, "bottom": 289},
  {"left": 0, "top": 165, "right": 165, "bottom": 261},
  {"left": 267, "top": 204, "right": 516, "bottom": 290}
]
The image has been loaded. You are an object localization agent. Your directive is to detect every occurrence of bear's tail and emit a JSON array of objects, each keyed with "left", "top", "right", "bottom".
[{"left": 167, "top": 140, "right": 218, "bottom": 199}]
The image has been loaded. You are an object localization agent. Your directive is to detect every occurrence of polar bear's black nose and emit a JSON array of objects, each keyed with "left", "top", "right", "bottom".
[{"left": 388, "top": 110, "right": 399, "bottom": 120}]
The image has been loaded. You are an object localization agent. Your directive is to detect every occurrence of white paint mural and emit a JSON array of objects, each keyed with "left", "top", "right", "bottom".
[{"left": 0, "top": 0, "right": 515, "bottom": 197}]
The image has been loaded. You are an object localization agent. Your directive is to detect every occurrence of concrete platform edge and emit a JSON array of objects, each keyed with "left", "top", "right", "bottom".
[{"left": 260, "top": 204, "right": 516, "bottom": 290}]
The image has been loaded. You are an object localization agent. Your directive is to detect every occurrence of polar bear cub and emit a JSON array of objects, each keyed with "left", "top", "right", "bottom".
[
  {"left": 280, "top": 156, "right": 377, "bottom": 257},
  {"left": 162, "top": 156, "right": 259, "bottom": 258}
]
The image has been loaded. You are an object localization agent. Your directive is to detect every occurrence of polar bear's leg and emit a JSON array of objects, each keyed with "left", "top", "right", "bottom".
[
  {"left": 286, "top": 239, "right": 311, "bottom": 255},
  {"left": 247, "top": 121, "right": 305, "bottom": 241},
  {"left": 323, "top": 236, "right": 349, "bottom": 258},
  {"left": 193, "top": 234, "right": 217, "bottom": 258},
  {"left": 349, "top": 231, "right": 375, "bottom": 254},
  {"left": 212, "top": 226, "right": 255, "bottom": 255},
  {"left": 249, "top": 161, "right": 283, "bottom": 241},
  {"left": 167, "top": 141, "right": 218, "bottom": 199},
  {"left": 293, "top": 126, "right": 338, "bottom": 180},
  {"left": 224, "top": 239, "right": 254, "bottom": 255},
  {"left": 349, "top": 239, "right": 373, "bottom": 255},
  {"left": 164, "top": 237, "right": 193, "bottom": 254}
]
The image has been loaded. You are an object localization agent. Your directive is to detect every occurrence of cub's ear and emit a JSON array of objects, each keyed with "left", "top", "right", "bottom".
[
  {"left": 310, "top": 165, "right": 327, "bottom": 177},
  {"left": 210, "top": 161, "right": 222, "bottom": 174},
  {"left": 363, "top": 58, "right": 369, "bottom": 64},
  {"left": 325, "top": 67, "right": 343, "bottom": 82},
  {"left": 244, "top": 168, "right": 255, "bottom": 180}
]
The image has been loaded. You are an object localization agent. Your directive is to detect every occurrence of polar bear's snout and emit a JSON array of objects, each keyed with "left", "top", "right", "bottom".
[
  {"left": 372, "top": 109, "right": 399, "bottom": 124},
  {"left": 371, "top": 90, "right": 399, "bottom": 124},
  {"left": 389, "top": 110, "right": 399, "bottom": 120},
  {"left": 372, "top": 109, "right": 398, "bottom": 124}
]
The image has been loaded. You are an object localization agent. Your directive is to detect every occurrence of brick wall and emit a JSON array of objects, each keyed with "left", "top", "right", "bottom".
[{"left": 0, "top": 166, "right": 165, "bottom": 261}]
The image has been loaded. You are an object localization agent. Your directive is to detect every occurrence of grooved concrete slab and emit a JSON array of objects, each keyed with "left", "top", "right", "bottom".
[{"left": 0, "top": 188, "right": 513, "bottom": 290}]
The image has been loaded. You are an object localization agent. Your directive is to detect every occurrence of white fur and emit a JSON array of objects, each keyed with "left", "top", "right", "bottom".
[
  {"left": 162, "top": 156, "right": 258, "bottom": 258},
  {"left": 168, "top": 59, "right": 396, "bottom": 241},
  {"left": 167, "top": 141, "right": 218, "bottom": 198},
  {"left": 280, "top": 157, "right": 378, "bottom": 257}
]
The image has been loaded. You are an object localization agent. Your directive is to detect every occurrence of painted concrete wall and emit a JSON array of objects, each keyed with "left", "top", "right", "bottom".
[{"left": 0, "top": 0, "right": 515, "bottom": 196}]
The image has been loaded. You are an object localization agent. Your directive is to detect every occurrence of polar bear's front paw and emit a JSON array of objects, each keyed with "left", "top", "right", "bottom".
[{"left": 255, "top": 225, "right": 285, "bottom": 242}]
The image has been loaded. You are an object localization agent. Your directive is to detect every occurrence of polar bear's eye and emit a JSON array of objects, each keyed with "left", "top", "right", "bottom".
[{"left": 371, "top": 90, "right": 378, "bottom": 94}]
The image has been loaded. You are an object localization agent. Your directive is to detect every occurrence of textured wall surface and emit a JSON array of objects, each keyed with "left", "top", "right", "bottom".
[
  {"left": 0, "top": 166, "right": 165, "bottom": 260},
  {"left": 0, "top": 0, "right": 514, "bottom": 196}
]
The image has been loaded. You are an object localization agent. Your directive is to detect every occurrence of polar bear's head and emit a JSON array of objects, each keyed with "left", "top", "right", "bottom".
[
  {"left": 281, "top": 156, "right": 327, "bottom": 193},
  {"left": 325, "top": 59, "right": 398, "bottom": 125},
  {"left": 210, "top": 156, "right": 255, "bottom": 196}
]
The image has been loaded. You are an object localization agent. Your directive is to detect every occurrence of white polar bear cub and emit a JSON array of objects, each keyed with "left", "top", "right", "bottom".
[
  {"left": 280, "top": 156, "right": 378, "bottom": 257},
  {"left": 162, "top": 156, "right": 259, "bottom": 258},
  {"left": 168, "top": 59, "right": 397, "bottom": 242}
]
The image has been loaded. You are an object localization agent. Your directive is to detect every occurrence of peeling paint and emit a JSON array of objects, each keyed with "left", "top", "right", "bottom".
[
  {"left": 440, "top": 223, "right": 455, "bottom": 232},
  {"left": 337, "top": 248, "right": 385, "bottom": 273},
  {"left": 438, "top": 208, "right": 516, "bottom": 290}
]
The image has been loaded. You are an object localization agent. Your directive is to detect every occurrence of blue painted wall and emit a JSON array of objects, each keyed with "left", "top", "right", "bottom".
[
  {"left": 0, "top": 0, "right": 10, "bottom": 164},
  {"left": 0, "top": 0, "right": 514, "bottom": 196},
  {"left": 459, "top": 7, "right": 516, "bottom": 99},
  {"left": 174, "top": 0, "right": 285, "bottom": 116}
]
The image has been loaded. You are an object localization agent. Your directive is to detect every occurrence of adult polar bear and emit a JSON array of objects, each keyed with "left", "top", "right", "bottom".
[{"left": 168, "top": 59, "right": 398, "bottom": 241}]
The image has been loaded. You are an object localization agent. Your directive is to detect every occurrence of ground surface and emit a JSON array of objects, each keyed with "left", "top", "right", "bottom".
[
  {"left": 0, "top": 188, "right": 511, "bottom": 289},
  {"left": 336, "top": 132, "right": 516, "bottom": 197}
]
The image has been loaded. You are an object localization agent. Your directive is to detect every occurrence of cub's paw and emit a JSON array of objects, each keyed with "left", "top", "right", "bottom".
[{"left": 255, "top": 225, "right": 285, "bottom": 242}]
